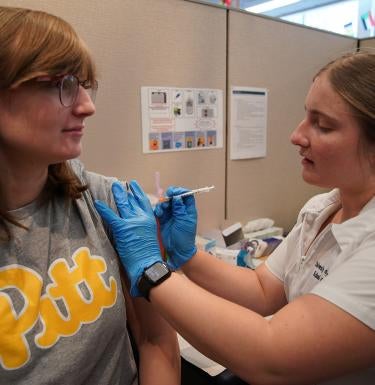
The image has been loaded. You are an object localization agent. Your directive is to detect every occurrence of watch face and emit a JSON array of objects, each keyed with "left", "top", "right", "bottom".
[
  {"left": 138, "top": 262, "right": 172, "bottom": 300},
  {"left": 145, "top": 262, "right": 169, "bottom": 281}
]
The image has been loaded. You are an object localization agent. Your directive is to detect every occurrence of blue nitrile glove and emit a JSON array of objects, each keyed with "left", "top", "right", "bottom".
[
  {"left": 94, "top": 180, "right": 162, "bottom": 297},
  {"left": 154, "top": 186, "right": 197, "bottom": 270}
]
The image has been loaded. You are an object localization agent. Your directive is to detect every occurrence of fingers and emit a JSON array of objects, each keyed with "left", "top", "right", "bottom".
[
  {"left": 112, "top": 180, "right": 153, "bottom": 217},
  {"left": 154, "top": 203, "right": 164, "bottom": 217},
  {"left": 94, "top": 200, "right": 118, "bottom": 225},
  {"left": 112, "top": 181, "right": 196, "bottom": 223},
  {"left": 111, "top": 181, "right": 129, "bottom": 218},
  {"left": 154, "top": 201, "right": 170, "bottom": 217},
  {"left": 129, "top": 180, "right": 153, "bottom": 213},
  {"left": 163, "top": 186, "right": 198, "bottom": 219},
  {"left": 168, "top": 190, "right": 196, "bottom": 216},
  {"left": 171, "top": 196, "right": 188, "bottom": 217},
  {"left": 183, "top": 195, "right": 197, "bottom": 216},
  {"left": 165, "top": 186, "right": 189, "bottom": 198}
]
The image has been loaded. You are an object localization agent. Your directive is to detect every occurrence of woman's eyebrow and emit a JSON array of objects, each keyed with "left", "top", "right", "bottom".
[{"left": 307, "top": 107, "right": 340, "bottom": 125}]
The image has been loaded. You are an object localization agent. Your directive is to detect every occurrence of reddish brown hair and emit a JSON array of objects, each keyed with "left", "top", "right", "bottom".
[{"left": 0, "top": 6, "right": 97, "bottom": 241}]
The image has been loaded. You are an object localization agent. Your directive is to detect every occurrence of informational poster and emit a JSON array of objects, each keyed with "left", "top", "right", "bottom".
[
  {"left": 141, "top": 87, "right": 223, "bottom": 153},
  {"left": 230, "top": 86, "right": 268, "bottom": 160}
]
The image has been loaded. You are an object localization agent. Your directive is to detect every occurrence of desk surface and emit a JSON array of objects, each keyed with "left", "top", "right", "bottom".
[{"left": 178, "top": 334, "right": 225, "bottom": 376}]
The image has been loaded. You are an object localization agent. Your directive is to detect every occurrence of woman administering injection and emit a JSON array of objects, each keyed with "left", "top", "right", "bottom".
[{"left": 95, "top": 51, "right": 375, "bottom": 385}]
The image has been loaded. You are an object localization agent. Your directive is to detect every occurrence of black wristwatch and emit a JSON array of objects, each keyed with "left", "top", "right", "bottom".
[{"left": 137, "top": 261, "right": 172, "bottom": 301}]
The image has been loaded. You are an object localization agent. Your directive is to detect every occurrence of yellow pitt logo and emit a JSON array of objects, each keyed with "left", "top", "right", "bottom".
[{"left": 0, "top": 247, "right": 117, "bottom": 370}]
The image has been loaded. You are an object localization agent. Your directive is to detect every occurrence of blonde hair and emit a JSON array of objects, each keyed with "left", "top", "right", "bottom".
[
  {"left": 315, "top": 51, "right": 375, "bottom": 155},
  {"left": 0, "top": 6, "right": 96, "bottom": 240}
]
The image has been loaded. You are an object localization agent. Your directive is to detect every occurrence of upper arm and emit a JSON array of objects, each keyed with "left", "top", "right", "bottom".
[
  {"left": 257, "top": 225, "right": 301, "bottom": 315},
  {"left": 149, "top": 270, "right": 375, "bottom": 385},
  {"left": 257, "top": 235, "right": 375, "bottom": 383},
  {"left": 263, "top": 293, "right": 375, "bottom": 384},
  {"left": 255, "top": 262, "right": 287, "bottom": 315}
]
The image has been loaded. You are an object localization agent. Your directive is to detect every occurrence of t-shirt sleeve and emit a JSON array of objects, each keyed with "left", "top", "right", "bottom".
[
  {"left": 69, "top": 158, "right": 124, "bottom": 211},
  {"left": 310, "top": 234, "right": 375, "bottom": 330},
  {"left": 82, "top": 169, "right": 119, "bottom": 211},
  {"left": 69, "top": 159, "right": 126, "bottom": 243}
]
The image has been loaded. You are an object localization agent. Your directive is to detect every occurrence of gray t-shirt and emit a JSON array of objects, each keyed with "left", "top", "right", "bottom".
[{"left": 0, "top": 160, "right": 138, "bottom": 385}]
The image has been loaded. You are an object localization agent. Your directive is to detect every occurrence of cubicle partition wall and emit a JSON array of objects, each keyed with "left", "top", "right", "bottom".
[
  {"left": 360, "top": 37, "right": 375, "bottom": 49},
  {"left": 0, "top": 0, "right": 227, "bottom": 232},
  {"left": 226, "top": 10, "right": 356, "bottom": 232},
  {"left": 0, "top": 0, "right": 358, "bottom": 233},
  {"left": 79, "top": 0, "right": 228, "bottom": 233}
]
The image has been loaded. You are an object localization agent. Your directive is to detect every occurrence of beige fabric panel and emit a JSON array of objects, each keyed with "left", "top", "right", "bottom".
[
  {"left": 360, "top": 38, "right": 375, "bottom": 49},
  {"left": 227, "top": 12, "right": 357, "bottom": 233},
  {"left": 0, "top": 0, "right": 227, "bottom": 233},
  {"left": 1, "top": 0, "right": 360, "bottom": 234}
]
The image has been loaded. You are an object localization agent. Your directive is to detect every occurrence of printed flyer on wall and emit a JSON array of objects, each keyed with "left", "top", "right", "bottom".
[
  {"left": 230, "top": 86, "right": 268, "bottom": 160},
  {"left": 141, "top": 86, "right": 223, "bottom": 153}
]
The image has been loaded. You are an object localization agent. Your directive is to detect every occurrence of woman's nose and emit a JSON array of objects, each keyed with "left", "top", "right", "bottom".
[
  {"left": 290, "top": 119, "right": 309, "bottom": 147},
  {"left": 72, "top": 86, "right": 96, "bottom": 117}
]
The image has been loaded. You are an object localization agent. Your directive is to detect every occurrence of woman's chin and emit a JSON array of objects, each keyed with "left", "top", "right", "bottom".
[
  {"left": 301, "top": 171, "right": 321, "bottom": 186},
  {"left": 302, "top": 173, "right": 332, "bottom": 189},
  {"left": 52, "top": 149, "right": 82, "bottom": 164},
  {"left": 65, "top": 145, "right": 82, "bottom": 160}
]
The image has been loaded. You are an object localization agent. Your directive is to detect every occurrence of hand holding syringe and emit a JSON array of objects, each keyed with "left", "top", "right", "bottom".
[{"left": 159, "top": 185, "right": 215, "bottom": 202}]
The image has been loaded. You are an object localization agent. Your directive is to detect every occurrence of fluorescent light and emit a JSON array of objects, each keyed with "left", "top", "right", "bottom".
[{"left": 246, "top": 0, "right": 300, "bottom": 14}]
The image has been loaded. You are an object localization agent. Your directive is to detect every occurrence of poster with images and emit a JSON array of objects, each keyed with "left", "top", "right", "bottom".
[{"left": 141, "top": 87, "right": 223, "bottom": 153}]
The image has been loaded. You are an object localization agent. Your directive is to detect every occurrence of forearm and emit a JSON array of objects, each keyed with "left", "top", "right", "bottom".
[
  {"left": 138, "top": 333, "right": 180, "bottom": 385},
  {"left": 130, "top": 297, "right": 180, "bottom": 385},
  {"left": 182, "top": 250, "right": 271, "bottom": 314},
  {"left": 149, "top": 272, "right": 277, "bottom": 385},
  {"left": 150, "top": 273, "right": 373, "bottom": 385}
]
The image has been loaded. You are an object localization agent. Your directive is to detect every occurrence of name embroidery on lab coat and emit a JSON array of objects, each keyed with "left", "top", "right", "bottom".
[{"left": 313, "top": 261, "right": 329, "bottom": 281}]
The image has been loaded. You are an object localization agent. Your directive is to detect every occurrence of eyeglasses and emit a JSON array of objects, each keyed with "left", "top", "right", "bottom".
[{"left": 35, "top": 74, "right": 98, "bottom": 107}]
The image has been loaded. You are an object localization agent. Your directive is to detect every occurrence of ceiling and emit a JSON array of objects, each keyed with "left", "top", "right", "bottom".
[{"left": 220, "top": 0, "right": 344, "bottom": 17}]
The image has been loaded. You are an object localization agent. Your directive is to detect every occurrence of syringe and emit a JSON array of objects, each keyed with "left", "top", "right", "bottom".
[{"left": 160, "top": 185, "right": 215, "bottom": 202}]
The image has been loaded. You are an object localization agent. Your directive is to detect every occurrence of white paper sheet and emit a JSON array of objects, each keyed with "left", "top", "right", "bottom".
[{"left": 230, "top": 86, "right": 268, "bottom": 160}]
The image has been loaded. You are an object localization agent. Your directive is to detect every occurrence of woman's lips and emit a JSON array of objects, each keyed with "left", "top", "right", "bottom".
[
  {"left": 302, "top": 157, "right": 314, "bottom": 166},
  {"left": 62, "top": 126, "right": 84, "bottom": 136},
  {"left": 62, "top": 125, "right": 84, "bottom": 132}
]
